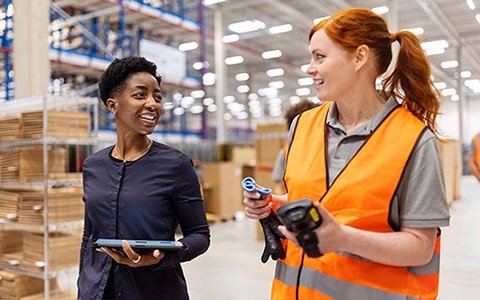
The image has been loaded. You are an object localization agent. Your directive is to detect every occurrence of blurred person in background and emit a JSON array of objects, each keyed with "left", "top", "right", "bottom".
[{"left": 468, "top": 132, "right": 480, "bottom": 181}]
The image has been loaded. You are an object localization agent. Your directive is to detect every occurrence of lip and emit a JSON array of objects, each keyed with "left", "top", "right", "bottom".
[{"left": 139, "top": 113, "right": 157, "bottom": 125}]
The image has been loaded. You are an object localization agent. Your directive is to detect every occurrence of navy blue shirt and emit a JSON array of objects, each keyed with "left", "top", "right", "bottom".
[{"left": 77, "top": 141, "right": 210, "bottom": 300}]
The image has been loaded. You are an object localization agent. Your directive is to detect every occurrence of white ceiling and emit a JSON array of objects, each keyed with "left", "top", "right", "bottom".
[{"left": 52, "top": 0, "right": 480, "bottom": 121}]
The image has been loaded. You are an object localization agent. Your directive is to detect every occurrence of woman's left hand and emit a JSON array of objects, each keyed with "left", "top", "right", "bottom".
[{"left": 97, "top": 240, "right": 165, "bottom": 267}]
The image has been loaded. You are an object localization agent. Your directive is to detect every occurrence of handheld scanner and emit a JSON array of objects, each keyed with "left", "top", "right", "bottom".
[{"left": 242, "top": 177, "right": 272, "bottom": 200}]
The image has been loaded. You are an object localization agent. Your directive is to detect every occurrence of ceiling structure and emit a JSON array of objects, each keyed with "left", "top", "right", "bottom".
[
  {"left": 197, "top": 0, "right": 480, "bottom": 119},
  {"left": 50, "top": 0, "right": 480, "bottom": 126}
]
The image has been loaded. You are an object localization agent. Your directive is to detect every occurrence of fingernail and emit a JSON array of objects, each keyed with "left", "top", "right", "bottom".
[{"left": 153, "top": 249, "right": 160, "bottom": 257}]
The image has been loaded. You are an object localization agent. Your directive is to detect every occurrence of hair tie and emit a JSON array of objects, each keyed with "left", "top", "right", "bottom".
[{"left": 390, "top": 32, "right": 397, "bottom": 43}]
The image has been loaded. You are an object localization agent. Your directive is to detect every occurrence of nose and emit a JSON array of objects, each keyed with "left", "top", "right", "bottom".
[
  {"left": 145, "top": 95, "right": 158, "bottom": 108},
  {"left": 306, "top": 61, "right": 316, "bottom": 76}
]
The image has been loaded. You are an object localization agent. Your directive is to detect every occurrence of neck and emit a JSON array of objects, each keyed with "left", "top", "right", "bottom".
[{"left": 112, "top": 138, "right": 153, "bottom": 162}]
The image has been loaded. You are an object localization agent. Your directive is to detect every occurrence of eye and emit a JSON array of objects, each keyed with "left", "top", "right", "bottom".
[
  {"left": 154, "top": 94, "right": 162, "bottom": 103},
  {"left": 133, "top": 92, "right": 146, "bottom": 99}
]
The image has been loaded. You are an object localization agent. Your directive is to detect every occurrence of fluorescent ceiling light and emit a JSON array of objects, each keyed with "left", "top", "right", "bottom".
[
  {"left": 421, "top": 39, "right": 449, "bottom": 56},
  {"left": 461, "top": 71, "right": 472, "bottom": 78},
  {"left": 300, "top": 64, "right": 310, "bottom": 73},
  {"left": 268, "top": 81, "right": 285, "bottom": 89},
  {"left": 178, "top": 41, "right": 198, "bottom": 51},
  {"left": 228, "top": 19, "right": 266, "bottom": 34},
  {"left": 225, "top": 55, "right": 244, "bottom": 65},
  {"left": 203, "top": 0, "right": 227, "bottom": 5},
  {"left": 404, "top": 27, "right": 424, "bottom": 35},
  {"left": 295, "top": 88, "right": 311, "bottom": 96},
  {"left": 372, "top": 6, "right": 389, "bottom": 15},
  {"left": 434, "top": 82, "right": 447, "bottom": 89},
  {"left": 202, "top": 72, "right": 216, "bottom": 86},
  {"left": 313, "top": 16, "right": 329, "bottom": 25},
  {"left": 266, "top": 68, "right": 284, "bottom": 77},
  {"left": 262, "top": 49, "right": 282, "bottom": 59},
  {"left": 190, "top": 105, "right": 204, "bottom": 114},
  {"left": 451, "top": 95, "right": 460, "bottom": 101},
  {"left": 441, "top": 88, "right": 456, "bottom": 96},
  {"left": 465, "top": 79, "right": 480, "bottom": 92},
  {"left": 269, "top": 24, "right": 293, "bottom": 34},
  {"left": 467, "top": 0, "right": 476, "bottom": 10},
  {"left": 235, "top": 72, "right": 249, "bottom": 81},
  {"left": 237, "top": 85, "right": 250, "bottom": 93},
  {"left": 222, "top": 34, "right": 239, "bottom": 43},
  {"left": 476, "top": 13, "right": 480, "bottom": 24},
  {"left": 440, "top": 60, "right": 459, "bottom": 69},
  {"left": 297, "top": 77, "right": 314, "bottom": 86},
  {"left": 191, "top": 90, "right": 205, "bottom": 98}
]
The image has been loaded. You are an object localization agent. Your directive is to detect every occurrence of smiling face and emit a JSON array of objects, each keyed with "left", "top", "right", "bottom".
[
  {"left": 306, "top": 29, "right": 358, "bottom": 103},
  {"left": 107, "top": 72, "right": 163, "bottom": 136}
]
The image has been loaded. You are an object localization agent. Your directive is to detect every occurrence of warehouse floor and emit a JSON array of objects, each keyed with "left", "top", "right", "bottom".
[{"left": 183, "top": 175, "right": 480, "bottom": 300}]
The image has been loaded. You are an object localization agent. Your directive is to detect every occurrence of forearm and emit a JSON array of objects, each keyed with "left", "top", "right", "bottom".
[
  {"left": 468, "top": 157, "right": 480, "bottom": 181},
  {"left": 338, "top": 226, "right": 436, "bottom": 267}
]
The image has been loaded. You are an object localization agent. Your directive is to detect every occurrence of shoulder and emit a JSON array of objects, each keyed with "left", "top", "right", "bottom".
[
  {"left": 150, "top": 141, "right": 193, "bottom": 165},
  {"left": 83, "top": 146, "right": 113, "bottom": 166}
]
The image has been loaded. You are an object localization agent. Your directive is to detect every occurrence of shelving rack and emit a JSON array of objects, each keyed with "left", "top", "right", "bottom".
[{"left": 0, "top": 95, "right": 98, "bottom": 299}]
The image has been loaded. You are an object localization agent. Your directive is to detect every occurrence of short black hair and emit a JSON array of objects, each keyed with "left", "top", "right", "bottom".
[{"left": 98, "top": 56, "right": 162, "bottom": 105}]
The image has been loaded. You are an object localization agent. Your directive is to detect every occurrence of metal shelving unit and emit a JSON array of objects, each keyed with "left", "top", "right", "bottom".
[{"left": 0, "top": 95, "right": 98, "bottom": 299}]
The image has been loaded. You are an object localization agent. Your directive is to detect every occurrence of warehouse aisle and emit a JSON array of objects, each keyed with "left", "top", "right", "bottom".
[{"left": 183, "top": 175, "right": 480, "bottom": 300}]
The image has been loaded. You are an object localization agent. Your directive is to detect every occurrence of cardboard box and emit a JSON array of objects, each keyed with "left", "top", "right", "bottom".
[
  {"left": 255, "top": 122, "right": 288, "bottom": 167},
  {"left": 202, "top": 162, "right": 245, "bottom": 220},
  {"left": 438, "top": 139, "right": 462, "bottom": 204}
]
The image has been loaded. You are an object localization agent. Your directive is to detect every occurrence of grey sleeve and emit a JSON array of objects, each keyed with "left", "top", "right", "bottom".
[
  {"left": 271, "top": 149, "right": 286, "bottom": 182},
  {"left": 469, "top": 138, "right": 476, "bottom": 156},
  {"left": 393, "top": 130, "right": 450, "bottom": 229}
]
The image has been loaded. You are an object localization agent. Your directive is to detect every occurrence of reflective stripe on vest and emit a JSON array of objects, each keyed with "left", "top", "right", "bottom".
[
  {"left": 274, "top": 102, "right": 440, "bottom": 300},
  {"left": 474, "top": 133, "right": 480, "bottom": 170}
]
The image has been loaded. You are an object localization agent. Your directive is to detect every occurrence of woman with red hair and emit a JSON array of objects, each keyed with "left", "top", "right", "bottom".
[{"left": 244, "top": 8, "right": 450, "bottom": 300}]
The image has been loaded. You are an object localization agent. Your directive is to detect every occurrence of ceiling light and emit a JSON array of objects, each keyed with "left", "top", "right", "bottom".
[
  {"left": 203, "top": 0, "right": 227, "bottom": 5},
  {"left": 300, "top": 64, "right": 310, "bottom": 73},
  {"left": 297, "top": 77, "right": 314, "bottom": 86},
  {"left": 191, "top": 90, "right": 205, "bottom": 98},
  {"left": 467, "top": 0, "right": 476, "bottom": 10},
  {"left": 461, "top": 71, "right": 472, "bottom": 78},
  {"left": 178, "top": 41, "right": 198, "bottom": 51},
  {"left": 225, "top": 55, "right": 244, "bottom": 65},
  {"left": 258, "top": 87, "right": 278, "bottom": 97},
  {"left": 313, "top": 16, "right": 329, "bottom": 25},
  {"left": 266, "top": 68, "right": 284, "bottom": 77},
  {"left": 434, "top": 82, "right": 447, "bottom": 89},
  {"left": 223, "top": 95, "right": 236, "bottom": 103},
  {"left": 173, "top": 107, "right": 185, "bottom": 116},
  {"left": 190, "top": 105, "right": 204, "bottom": 114},
  {"left": 222, "top": 34, "right": 239, "bottom": 43},
  {"left": 404, "top": 27, "right": 424, "bottom": 35},
  {"left": 207, "top": 104, "right": 217, "bottom": 112},
  {"left": 269, "top": 24, "right": 293, "bottom": 34},
  {"left": 372, "top": 6, "right": 389, "bottom": 15},
  {"left": 162, "top": 102, "right": 174, "bottom": 110},
  {"left": 228, "top": 19, "right": 266, "bottom": 34},
  {"left": 237, "top": 85, "right": 250, "bottom": 93},
  {"left": 268, "top": 81, "right": 284, "bottom": 89},
  {"left": 440, "top": 60, "right": 459, "bottom": 69},
  {"left": 465, "top": 79, "right": 480, "bottom": 92},
  {"left": 451, "top": 95, "right": 460, "bottom": 101},
  {"left": 421, "top": 39, "right": 449, "bottom": 56},
  {"left": 476, "top": 13, "right": 480, "bottom": 24},
  {"left": 262, "top": 49, "right": 282, "bottom": 59},
  {"left": 295, "top": 88, "right": 311, "bottom": 96},
  {"left": 441, "top": 88, "right": 457, "bottom": 96},
  {"left": 235, "top": 72, "right": 249, "bottom": 81},
  {"left": 289, "top": 96, "right": 301, "bottom": 105},
  {"left": 202, "top": 72, "right": 216, "bottom": 86},
  {"left": 248, "top": 93, "right": 259, "bottom": 100},
  {"left": 203, "top": 97, "right": 214, "bottom": 106}
]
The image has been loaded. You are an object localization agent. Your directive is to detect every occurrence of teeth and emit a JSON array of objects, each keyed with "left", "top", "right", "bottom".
[
  {"left": 317, "top": 80, "right": 324, "bottom": 85},
  {"left": 140, "top": 114, "right": 155, "bottom": 120}
]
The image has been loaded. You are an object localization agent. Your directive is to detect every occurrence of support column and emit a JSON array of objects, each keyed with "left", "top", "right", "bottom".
[
  {"left": 13, "top": 0, "right": 50, "bottom": 98},
  {"left": 214, "top": 6, "right": 226, "bottom": 143}
]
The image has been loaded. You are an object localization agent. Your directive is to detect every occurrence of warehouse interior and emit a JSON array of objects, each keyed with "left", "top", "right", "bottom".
[{"left": 0, "top": 0, "right": 479, "bottom": 299}]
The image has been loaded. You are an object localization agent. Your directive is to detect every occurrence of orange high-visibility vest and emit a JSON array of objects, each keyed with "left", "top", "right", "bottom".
[
  {"left": 474, "top": 133, "right": 480, "bottom": 170},
  {"left": 273, "top": 102, "right": 441, "bottom": 300}
]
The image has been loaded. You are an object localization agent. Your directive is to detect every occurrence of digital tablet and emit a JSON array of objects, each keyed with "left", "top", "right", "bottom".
[{"left": 92, "top": 239, "right": 187, "bottom": 252}]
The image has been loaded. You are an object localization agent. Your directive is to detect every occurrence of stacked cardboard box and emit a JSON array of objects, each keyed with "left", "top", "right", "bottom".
[
  {"left": 0, "top": 270, "right": 55, "bottom": 300},
  {"left": 0, "top": 231, "right": 23, "bottom": 258},
  {"left": 21, "top": 232, "right": 81, "bottom": 271},
  {"left": 0, "top": 117, "right": 20, "bottom": 141},
  {"left": 20, "top": 110, "right": 91, "bottom": 139},
  {"left": 0, "top": 148, "right": 66, "bottom": 181}
]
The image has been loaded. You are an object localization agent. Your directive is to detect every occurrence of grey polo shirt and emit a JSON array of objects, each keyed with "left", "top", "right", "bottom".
[{"left": 288, "top": 98, "right": 450, "bottom": 230}]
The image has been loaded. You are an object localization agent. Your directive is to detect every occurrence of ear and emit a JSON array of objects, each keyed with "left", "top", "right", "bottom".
[
  {"left": 354, "top": 44, "right": 370, "bottom": 70},
  {"left": 106, "top": 98, "right": 117, "bottom": 115}
]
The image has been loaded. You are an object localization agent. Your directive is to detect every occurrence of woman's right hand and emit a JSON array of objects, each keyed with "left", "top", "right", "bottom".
[{"left": 243, "top": 191, "right": 287, "bottom": 220}]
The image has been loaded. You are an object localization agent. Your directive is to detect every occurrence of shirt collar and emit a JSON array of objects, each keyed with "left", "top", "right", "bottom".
[{"left": 326, "top": 97, "right": 399, "bottom": 135}]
